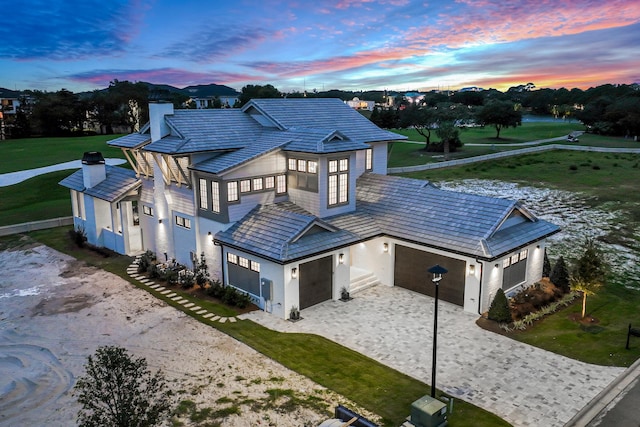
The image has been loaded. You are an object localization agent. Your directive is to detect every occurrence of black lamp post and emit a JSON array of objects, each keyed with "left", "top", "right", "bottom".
[{"left": 427, "top": 264, "right": 448, "bottom": 398}]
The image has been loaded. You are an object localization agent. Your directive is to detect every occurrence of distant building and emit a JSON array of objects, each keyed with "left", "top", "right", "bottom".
[{"left": 345, "top": 97, "right": 375, "bottom": 111}]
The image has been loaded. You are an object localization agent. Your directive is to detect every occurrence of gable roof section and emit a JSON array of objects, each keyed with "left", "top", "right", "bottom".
[
  {"left": 165, "top": 109, "right": 263, "bottom": 154},
  {"left": 108, "top": 132, "right": 151, "bottom": 149},
  {"left": 191, "top": 129, "right": 289, "bottom": 174},
  {"left": 355, "top": 174, "right": 559, "bottom": 259},
  {"left": 244, "top": 98, "right": 405, "bottom": 144},
  {"left": 59, "top": 166, "right": 141, "bottom": 202},
  {"left": 282, "top": 128, "right": 371, "bottom": 153},
  {"left": 215, "top": 202, "right": 359, "bottom": 262}
]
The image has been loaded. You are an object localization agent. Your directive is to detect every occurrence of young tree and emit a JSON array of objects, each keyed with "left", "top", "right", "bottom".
[
  {"left": 488, "top": 289, "right": 512, "bottom": 324},
  {"left": 476, "top": 100, "right": 522, "bottom": 139},
  {"left": 74, "top": 346, "right": 173, "bottom": 427},
  {"left": 550, "top": 256, "right": 570, "bottom": 293},
  {"left": 570, "top": 239, "right": 607, "bottom": 319}
]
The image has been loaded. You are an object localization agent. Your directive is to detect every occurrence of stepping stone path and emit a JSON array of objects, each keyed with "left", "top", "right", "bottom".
[{"left": 128, "top": 257, "right": 238, "bottom": 324}]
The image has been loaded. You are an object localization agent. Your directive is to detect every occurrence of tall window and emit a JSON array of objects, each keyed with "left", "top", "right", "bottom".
[
  {"left": 365, "top": 148, "right": 373, "bottom": 171},
  {"left": 199, "top": 179, "right": 208, "bottom": 210},
  {"left": 328, "top": 158, "right": 349, "bottom": 206},
  {"left": 211, "top": 181, "right": 220, "bottom": 213},
  {"left": 227, "top": 182, "right": 239, "bottom": 202},
  {"left": 276, "top": 175, "right": 286, "bottom": 194}
]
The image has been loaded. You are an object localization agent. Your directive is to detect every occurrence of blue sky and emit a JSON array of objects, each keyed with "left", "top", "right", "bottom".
[{"left": 2, "top": 0, "right": 639, "bottom": 93}]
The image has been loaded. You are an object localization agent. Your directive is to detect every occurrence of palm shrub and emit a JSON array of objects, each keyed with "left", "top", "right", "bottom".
[
  {"left": 137, "top": 250, "right": 156, "bottom": 274},
  {"left": 488, "top": 289, "right": 512, "bottom": 323},
  {"left": 550, "top": 256, "right": 570, "bottom": 293}
]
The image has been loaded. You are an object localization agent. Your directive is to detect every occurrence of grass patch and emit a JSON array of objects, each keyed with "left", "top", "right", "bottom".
[
  {"left": 0, "top": 170, "right": 73, "bottom": 226},
  {"left": 391, "top": 121, "right": 581, "bottom": 146},
  {"left": 0, "top": 134, "right": 126, "bottom": 174}
]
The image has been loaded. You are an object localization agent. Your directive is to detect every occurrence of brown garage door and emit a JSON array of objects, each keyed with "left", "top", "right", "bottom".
[
  {"left": 299, "top": 256, "right": 333, "bottom": 309},
  {"left": 394, "top": 245, "right": 466, "bottom": 306}
]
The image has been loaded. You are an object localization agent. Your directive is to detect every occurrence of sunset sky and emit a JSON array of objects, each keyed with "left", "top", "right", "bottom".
[{"left": 2, "top": 0, "right": 640, "bottom": 94}]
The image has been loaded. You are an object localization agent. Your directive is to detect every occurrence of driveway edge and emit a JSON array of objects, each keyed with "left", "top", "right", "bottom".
[{"left": 564, "top": 357, "right": 640, "bottom": 426}]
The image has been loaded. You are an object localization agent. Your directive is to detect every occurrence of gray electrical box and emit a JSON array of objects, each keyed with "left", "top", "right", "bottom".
[
  {"left": 410, "top": 395, "right": 448, "bottom": 427},
  {"left": 260, "top": 278, "right": 272, "bottom": 301}
]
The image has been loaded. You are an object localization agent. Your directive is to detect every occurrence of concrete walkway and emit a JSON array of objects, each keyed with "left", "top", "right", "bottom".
[
  {"left": 240, "top": 285, "right": 624, "bottom": 427},
  {"left": 0, "top": 158, "right": 126, "bottom": 186}
]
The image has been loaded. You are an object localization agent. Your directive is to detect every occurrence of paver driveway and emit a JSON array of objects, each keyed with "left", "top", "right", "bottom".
[{"left": 240, "top": 285, "right": 624, "bottom": 427}]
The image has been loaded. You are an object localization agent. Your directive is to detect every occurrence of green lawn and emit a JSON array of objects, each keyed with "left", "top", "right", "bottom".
[
  {"left": 388, "top": 124, "right": 639, "bottom": 168},
  {"left": 400, "top": 150, "right": 640, "bottom": 367},
  {"left": 10, "top": 227, "right": 509, "bottom": 427},
  {"left": 0, "top": 134, "right": 126, "bottom": 174},
  {"left": 0, "top": 170, "right": 73, "bottom": 226},
  {"left": 392, "top": 122, "right": 582, "bottom": 145}
]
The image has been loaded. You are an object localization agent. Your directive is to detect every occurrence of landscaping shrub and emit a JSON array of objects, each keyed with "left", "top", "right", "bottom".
[
  {"left": 137, "top": 250, "right": 156, "bottom": 274},
  {"left": 194, "top": 252, "right": 209, "bottom": 289},
  {"left": 222, "top": 286, "right": 238, "bottom": 306},
  {"left": 206, "top": 279, "right": 224, "bottom": 299},
  {"left": 488, "top": 289, "right": 512, "bottom": 323},
  {"left": 569, "top": 165, "right": 577, "bottom": 171},
  {"left": 179, "top": 271, "right": 195, "bottom": 289},
  {"left": 550, "top": 256, "right": 570, "bottom": 293},
  {"left": 69, "top": 227, "right": 87, "bottom": 248}
]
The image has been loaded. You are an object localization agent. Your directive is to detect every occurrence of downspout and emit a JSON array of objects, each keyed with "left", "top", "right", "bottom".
[{"left": 476, "top": 259, "right": 484, "bottom": 315}]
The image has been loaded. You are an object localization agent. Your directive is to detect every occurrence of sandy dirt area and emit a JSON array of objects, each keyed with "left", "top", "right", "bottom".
[{"left": 0, "top": 240, "right": 364, "bottom": 427}]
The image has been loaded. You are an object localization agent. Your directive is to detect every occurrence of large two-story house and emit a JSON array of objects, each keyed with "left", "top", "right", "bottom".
[{"left": 60, "top": 98, "right": 559, "bottom": 319}]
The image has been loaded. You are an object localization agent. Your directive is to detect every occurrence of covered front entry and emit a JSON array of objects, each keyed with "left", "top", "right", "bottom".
[
  {"left": 299, "top": 256, "right": 333, "bottom": 309},
  {"left": 394, "top": 245, "right": 466, "bottom": 306}
]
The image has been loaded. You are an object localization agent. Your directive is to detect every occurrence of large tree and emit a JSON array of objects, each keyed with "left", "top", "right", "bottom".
[
  {"left": 476, "top": 100, "right": 522, "bottom": 139},
  {"left": 31, "top": 89, "right": 87, "bottom": 136},
  {"left": 570, "top": 239, "right": 607, "bottom": 319},
  {"left": 74, "top": 346, "right": 173, "bottom": 427},
  {"left": 238, "top": 84, "right": 281, "bottom": 107},
  {"left": 397, "top": 103, "right": 437, "bottom": 150}
]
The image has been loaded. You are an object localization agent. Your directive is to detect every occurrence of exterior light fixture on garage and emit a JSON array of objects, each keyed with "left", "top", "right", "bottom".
[
  {"left": 158, "top": 219, "right": 162, "bottom": 224},
  {"left": 291, "top": 267, "right": 298, "bottom": 279},
  {"left": 338, "top": 253, "right": 344, "bottom": 264},
  {"left": 494, "top": 263, "right": 499, "bottom": 268},
  {"left": 469, "top": 264, "right": 475, "bottom": 275},
  {"left": 383, "top": 242, "right": 389, "bottom": 252}
]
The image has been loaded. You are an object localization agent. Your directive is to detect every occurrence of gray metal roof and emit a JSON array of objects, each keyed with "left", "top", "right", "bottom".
[
  {"left": 109, "top": 99, "right": 406, "bottom": 170},
  {"left": 59, "top": 166, "right": 141, "bottom": 202},
  {"left": 191, "top": 130, "right": 289, "bottom": 174},
  {"left": 215, "top": 173, "right": 559, "bottom": 263},
  {"left": 244, "top": 98, "right": 403, "bottom": 144},
  {"left": 108, "top": 133, "right": 151, "bottom": 148}
]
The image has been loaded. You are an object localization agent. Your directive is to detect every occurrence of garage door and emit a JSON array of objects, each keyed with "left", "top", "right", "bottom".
[
  {"left": 299, "top": 256, "right": 333, "bottom": 309},
  {"left": 394, "top": 245, "right": 466, "bottom": 306}
]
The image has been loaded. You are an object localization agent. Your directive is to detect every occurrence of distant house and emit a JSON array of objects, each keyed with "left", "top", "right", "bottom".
[
  {"left": 60, "top": 99, "right": 559, "bottom": 319},
  {"left": 346, "top": 97, "right": 375, "bottom": 111},
  {"left": 0, "top": 88, "right": 21, "bottom": 116}
]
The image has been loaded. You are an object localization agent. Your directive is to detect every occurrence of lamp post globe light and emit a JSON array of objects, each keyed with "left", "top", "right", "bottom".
[{"left": 427, "top": 264, "right": 448, "bottom": 399}]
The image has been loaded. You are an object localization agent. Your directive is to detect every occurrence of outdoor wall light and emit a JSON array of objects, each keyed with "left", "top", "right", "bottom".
[
  {"left": 158, "top": 219, "right": 163, "bottom": 224},
  {"left": 383, "top": 242, "right": 389, "bottom": 252},
  {"left": 469, "top": 264, "right": 475, "bottom": 275},
  {"left": 291, "top": 268, "right": 298, "bottom": 279},
  {"left": 494, "top": 263, "right": 499, "bottom": 268},
  {"left": 536, "top": 244, "right": 541, "bottom": 249},
  {"left": 338, "top": 253, "right": 344, "bottom": 264},
  {"left": 208, "top": 231, "right": 213, "bottom": 242}
]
